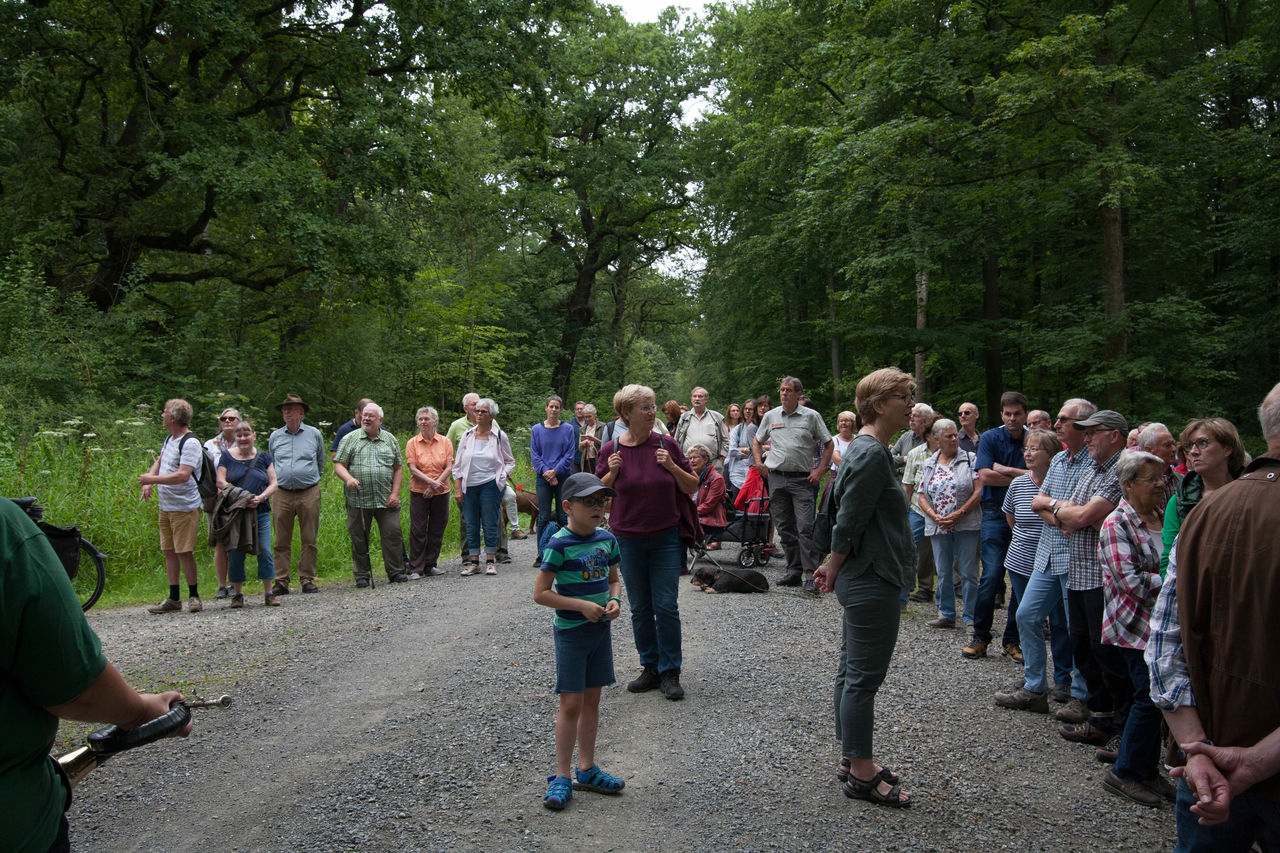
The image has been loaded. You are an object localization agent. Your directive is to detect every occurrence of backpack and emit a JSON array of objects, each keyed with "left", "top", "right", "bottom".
[{"left": 176, "top": 433, "right": 219, "bottom": 511}]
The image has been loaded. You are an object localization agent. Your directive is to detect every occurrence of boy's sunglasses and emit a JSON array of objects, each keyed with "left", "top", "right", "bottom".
[{"left": 574, "top": 497, "right": 610, "bottom": 508}]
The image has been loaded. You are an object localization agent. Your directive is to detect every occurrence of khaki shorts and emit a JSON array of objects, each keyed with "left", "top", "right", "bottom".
[{"left": 158, "top": 509, "right": 200, "bottom": 553}]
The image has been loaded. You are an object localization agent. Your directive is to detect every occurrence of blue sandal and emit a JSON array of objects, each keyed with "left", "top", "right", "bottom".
[
  {"left": 573, "top": 764, "right": 625, "bottom": 794},
  {"left": 544, "top": 774, "right": 573, "bottom": 810}
]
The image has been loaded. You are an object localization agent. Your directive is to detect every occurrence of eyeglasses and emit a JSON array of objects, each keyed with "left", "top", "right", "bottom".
[
  {"left": 637, "top": 404, "right": 657, "bottom": 413},
  {"left": 573, "top": 497, "right": 610, "bottom": 508},
  {"left": 1054, "top": 415, "right": 1078, "bottom": 424},
  {"left": 220, "top": 415, "right": 238, "bottom": 422},
  {"left": 1187, "top": 438, "right": 1213, "bottom": 451},
  {"left": 475, "top": 409, "right": 491, "bottom": 415}
]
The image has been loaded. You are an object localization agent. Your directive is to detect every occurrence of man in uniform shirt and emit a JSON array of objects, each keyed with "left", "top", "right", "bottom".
[
  {"left": 752, "top": 376, "right": 833, "bottom": 591},
  {"left": 268, "top": 393, "right": 326, "bottom": 595}
]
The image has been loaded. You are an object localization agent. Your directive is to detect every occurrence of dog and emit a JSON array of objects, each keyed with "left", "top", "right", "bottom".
[
  {"left": 512, "top": 485, "right": 538, "bottom": 535},
  {"left": 690, "top": 564, "right": 770, "bottom": 594}
]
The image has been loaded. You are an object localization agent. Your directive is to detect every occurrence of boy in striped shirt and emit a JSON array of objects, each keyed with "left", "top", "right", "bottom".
[{"left": 534, "top": 472, "right": 625, "bottom": 810}]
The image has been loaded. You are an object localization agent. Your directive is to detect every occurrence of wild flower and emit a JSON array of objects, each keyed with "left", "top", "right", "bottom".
[
  {"left": 319, "top": 421, "right": 333, "bottom": 428},
  {"left": 115, "top": 419, "right": 125, "bottom": 424},
  {"left": 136, "top": 403, "right": 150, "bottom": 409},
  {"left": 83, "top": 433, "right": 97, "bottom": 438}
]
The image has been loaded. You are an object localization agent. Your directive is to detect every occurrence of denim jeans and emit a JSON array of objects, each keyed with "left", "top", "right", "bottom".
[
  {"left": 616, "top": 526, "right": 683, "bottom": 674},
  {"left": 535, "top": 476, "right": 566, "bottom": 557},
  {"left": 833, "top": 570, "right": 901, "bottom": 759},
  {"left": 462, "top": 480, "right": 502, "bottom": 557},
  {"left": 973, "top": 506, "right": 1012, "bottom": 642},
  {"left": 932, "top": 530, "right": 979, "bottom": 623},
  {"left": 1174, "top": 779, "right": 1280, "bottom": 852},
  {"left": 1014, "top": 569, "right": 1078, "bottom": 695},
  {"left": 228, "top": 509, "right": 274, "bottom": 583},
  {"left": 1112, "top": 646, "right": 1162, "bottom": 783}
]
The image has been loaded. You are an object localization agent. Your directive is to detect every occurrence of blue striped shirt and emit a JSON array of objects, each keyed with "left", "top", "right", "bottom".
[{"left": 540, "top": 527, "right": 620, "bottom": 630}]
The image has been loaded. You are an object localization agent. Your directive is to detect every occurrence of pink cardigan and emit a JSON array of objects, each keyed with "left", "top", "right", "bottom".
[{"left": 453, "top": 426, "right": 515, "bottom": 495}]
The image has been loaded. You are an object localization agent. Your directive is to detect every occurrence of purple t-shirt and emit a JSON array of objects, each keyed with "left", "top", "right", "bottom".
[{"left": 595, "top": 432, "right": 693, "bottom": 537}]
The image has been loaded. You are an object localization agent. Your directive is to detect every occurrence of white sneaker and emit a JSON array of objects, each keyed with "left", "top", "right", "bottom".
[{"left": 408, "top": 572, "right": 422, "bottom": 580}]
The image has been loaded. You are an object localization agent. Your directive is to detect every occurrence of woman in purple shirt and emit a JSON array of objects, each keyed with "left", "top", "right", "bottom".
[
  {"left": 598, "top": 384, "right": 699, "bottom": 701},
  {"left": 531, "top": 395, "right": 577, "bottom": 565}
]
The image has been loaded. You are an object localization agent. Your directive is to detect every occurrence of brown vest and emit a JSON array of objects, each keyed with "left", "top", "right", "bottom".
[{"left": 1176, "top": 453, "right": 1280, "bottom": 802}]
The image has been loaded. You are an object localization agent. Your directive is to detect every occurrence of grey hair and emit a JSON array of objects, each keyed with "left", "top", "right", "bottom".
[
  {"left": 913, "top": 403, "right": 935, "bottom": 417},
  {"left": 583, "top": 403, "right": 597, "bottom": 417},
  {"left": 687, "top": 443, "right": 713, "bottom": 459},
  {"left": 781, "top": 376, "right": 803, "bottom": 394},
  {"left": 233, "top": 418, "right": 254, "bottom": 433},
  {"left": 416, "top": 406, "right": 439, "bottom": 422},
  {"left": 476, "top": 397, "right": 498, "bottom": 416},
  {"left": 1137, "top": 423, "right": 1171, "bottom": 450},
  {"left": 546, "top": 395, "right": 564, "bottom": 407},
  {"left": 930, "top": 417, "right": 957, "bottom": 437},
  {"left": 1064, "top": 397, "right": 1097, "bottom": 420},
  {"left": 363, "top": 402, "right": 384, "bottom": 419},
  {"left": 461, "top": 392, "right": 479, "bottom": 407},
  {"left": 1261, "top": 382, "right": 1280, "bottom": 441},
  {"left": 1114, "top": 449, "right": 1165, "bottom": 484}
]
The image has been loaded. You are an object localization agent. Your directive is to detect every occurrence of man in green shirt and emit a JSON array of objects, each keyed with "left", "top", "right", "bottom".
[
  {"left": 333, "top": 402, "right": 408, "bottom": 587},
  {"left": 2, "top": 498, "right": 188, "bottom": 851}
]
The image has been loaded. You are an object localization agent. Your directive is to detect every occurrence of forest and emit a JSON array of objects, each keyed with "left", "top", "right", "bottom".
[{"left": 2, "top": 0, "right": 1277, "bottom": 442}]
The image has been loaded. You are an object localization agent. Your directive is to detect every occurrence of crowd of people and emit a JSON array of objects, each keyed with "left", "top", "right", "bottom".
[{"left": 123, "top": 375, "right": 1280, "bottom": 848}]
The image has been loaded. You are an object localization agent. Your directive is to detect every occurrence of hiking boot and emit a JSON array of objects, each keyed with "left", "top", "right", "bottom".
[
  {"left": 994, "top": 686, "right": 1049, "bottom": 713},
  {"left": 214, "top": 585, "right": 231, "bottom": 600},
  {"left": 301, "top": 581, "right": 320, "bottom": 594},
  {"left": 147, "top": 597, "right": 181, "bottom": 614},
  {"left": 1060, "top": 721, "right": 1115, "bottom": 746},
  {"left": 1002, "top": 643, "right": 1024, "bottom": 663},
  {"left": 1051, "top": 682, "right": 1072, "bottom": 704},
  {"left": 186, "top": 596, "right": 203, "bottom": 613},
  {"left": 264, "top": 593, "right": 280, "bottom": 607},
  {"left": 272, "top": 582, "right": 290, "bottom": 596},
  {"left": 803, "top": 578, "right": 820, "bottom": 596},
  {"left": 388, "top": 573, "right": 409, "bottom": 583},
  {"left": 777, "top": 572, "right": 802, "bottom": 587},
  {"left": 1144, "top": 773, "right": 1177, "bottom": 802},
  {"left": 907, "top": 590, "right": 932, "bottom": 602},
  {"left": 627, "top": 666, "right": 661, "bottom": 693},
  {"left": 1055, "top": 698, "right": 1089, "bottom": 723},
  {"left": 1095, "top": 733, "right": 1122, "bottom": 764},
  {"left": 510, "top": 528, "right": 528, "bottom": 540},
  {"left": 659, "top": 669, "right": 685, "bottom": 701},
  {"left": 962, "top": 639, "right": 988, "bottom": 659},
  {"left": 926, "top": 616, "right": 956, "bottom": 629},
  {"left": 355, "top": 578, "right": 371, "bottom": 588},
  {"left": 1102, "top": 769, "right": 1161, "bottom": 808}
]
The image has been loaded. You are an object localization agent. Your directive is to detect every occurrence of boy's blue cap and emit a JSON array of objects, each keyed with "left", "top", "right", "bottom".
[{"left": 561, "top": 472, "right": 616, "bottom": 502}]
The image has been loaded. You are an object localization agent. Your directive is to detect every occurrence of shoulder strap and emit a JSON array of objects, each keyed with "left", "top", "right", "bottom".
[{"left": 176, "top": 433, "right": 199, "bottom": 481}]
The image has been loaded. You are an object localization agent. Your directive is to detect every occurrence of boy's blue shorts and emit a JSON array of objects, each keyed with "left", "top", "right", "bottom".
[{"left": 553, "top": 620, "right": 615, "bottom": 694}]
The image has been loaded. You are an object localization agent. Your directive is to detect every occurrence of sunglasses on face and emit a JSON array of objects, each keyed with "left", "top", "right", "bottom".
[{"left": 574, "top": 497, "right": 610, "bottom": 508}]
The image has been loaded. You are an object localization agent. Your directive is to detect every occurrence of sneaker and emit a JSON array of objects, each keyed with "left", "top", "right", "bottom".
[
  {"left": 510, "top": 528, "right": 528, "bottom": 540},
  {"left": 389, "top": 573, "right": 409, "bottom": 583},
  {"left": 1055, "top": 698, "right": 1089, "bottom": 723},
  {"left": 408, "top": 572, "right": 422, "bottom": 580},
  {"left": 926, "top": 616, "right": 956, "bottom": 629},
  {"left": 497, "top": 553, "right": 512, "bottom": 564},
  {"left": 1002, "top": 643, "right": 1024, "bottom": 663},
  {"left": 543, "top": 774, "right": 573, "bottom": 811},
  {"left": 186, "top": 596, "right": 203, "bottom": 613},
  {"left": 485, "top": 564, "right": 498, "bottom": 576},
  {"left": 461, "top": 562, "right": 481, "bottom": 576},
  {"left": 803, "top": 578, "right": 820, "bottom": 596},
  {"left": 264, "top": 593, "right": 281, "bottom": 607},
  {"left": 961, "top": 639, "right": 988, "bottom": 659},
  {"left": 659, "top": 669, "right": 685, "bottom": 700},
  {"left": 1095, "top": 733, "right": 1122, "bottom": 763},
  {"left": 272, "top": 582, "right": 290, "bottom": 596},
  {"left": 301, "top": 581, "right": 320, "bottom": 594},
  {"left": 1051, "top": 682, "right": 1072, "bottom": 704},
  {"left": 532, "top": 555, "right": 543, "bottom": 567},
  {"left": 1102, "top": 768, "right": 1162, "bottom": 807},
  {"left": 355, "top": 578, "right": 371, "bottom": 588},
  {"left": 993, "top": 686, "right": 1049, "bottom": 713},
  {"left": 426, "top": 567, "right": 445, "bottom": 576},
  {"left": 777, "top": 572, "right": 802, "bottom": 587},
  {"left": 229, "top": 593, "right": 245, "bottom": 609},
  {"left": 147, "top": 597, "right": 182, "bottom": 614},
  {"left": 627, "top": 666, "right": 661, "bottom": 693},
  {"left": 214, "top": 585, "right": 231, "bottom": 600}
]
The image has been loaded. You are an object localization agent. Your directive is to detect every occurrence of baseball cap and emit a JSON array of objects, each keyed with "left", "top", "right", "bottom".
[
  {"left": 561, "top": 472, "right": 616, "bottom": 502},
  {"left": 1072, "top": 410, "right": 1128, "bottom": 432}
]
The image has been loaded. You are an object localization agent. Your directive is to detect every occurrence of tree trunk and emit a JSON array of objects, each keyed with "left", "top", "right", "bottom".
[
  {"left": 982, "top": 247, "right": 1002, "bottom": 419},
  {"left": 826, "top": 263, "right": 842, "bottom": 404},
  {"left": 915, "top": 268, "right": 928, "bottom": 401},
  {"left": 1099, "top": 198, "right": 1126, "bottom": 408}
]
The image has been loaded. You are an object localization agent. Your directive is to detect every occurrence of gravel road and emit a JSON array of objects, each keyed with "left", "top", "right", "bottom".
[{"left": 65, "top": 534, "right": 1176, "bottom": 852}]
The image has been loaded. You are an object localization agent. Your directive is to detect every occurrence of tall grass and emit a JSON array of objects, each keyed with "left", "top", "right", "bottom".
[{"left": 0, "top": 406, "right": 538, "bottom": 607}]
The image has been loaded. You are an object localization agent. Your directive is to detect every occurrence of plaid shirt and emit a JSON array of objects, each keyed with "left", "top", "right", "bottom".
[
  {"left": 1031, "top": 446, "right": 1092, "bottom": 576},
  {"left": 901, "top": 441, "right": 931, "bottom": 511},
  {"left": 1066, "top": 449, "right": 1123, "bottom": 590},
  {"left": 334, "top": 428, "right": 402, "bottom": 509},
  {"left": 1145, "top": 540, "right": 1194, "bottom": 711},
  {"left": 1098, "top": 499, "right": 1164, "bottom": 649}
]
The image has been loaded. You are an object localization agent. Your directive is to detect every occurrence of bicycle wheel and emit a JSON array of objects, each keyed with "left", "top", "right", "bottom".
[{"left": 75, "top": 539, "right": 106, "bottom": 611}]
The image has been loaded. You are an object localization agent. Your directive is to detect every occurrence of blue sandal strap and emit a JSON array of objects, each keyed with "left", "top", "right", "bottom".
[
  {"left": 544, "top": 774, "right": 573, "bottom": 810},
  {"left": 573, "top": 764, "right": 625, "bottom": 793}
]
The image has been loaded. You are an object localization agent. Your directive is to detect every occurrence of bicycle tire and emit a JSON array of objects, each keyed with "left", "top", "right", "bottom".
[{"left": 75, "top": 538, "right": 106, "bottom": 612}]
